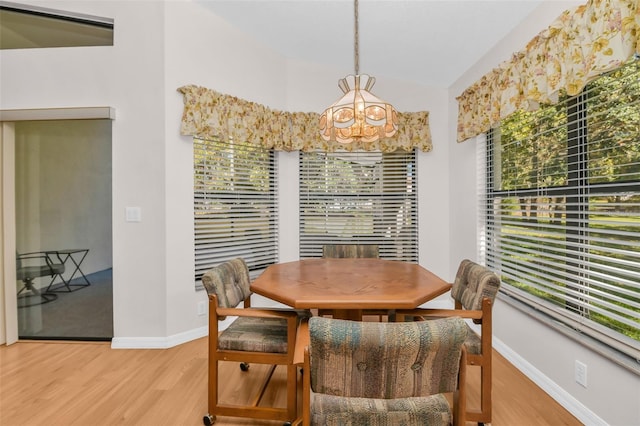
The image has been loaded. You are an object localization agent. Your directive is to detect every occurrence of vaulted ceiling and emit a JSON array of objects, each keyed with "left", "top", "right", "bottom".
[
  {"left": 196, "top": 0, "right": 546, "bottom": 88},
  {"left": 1, "top": 0, "right": 554, "bottom": 88}
]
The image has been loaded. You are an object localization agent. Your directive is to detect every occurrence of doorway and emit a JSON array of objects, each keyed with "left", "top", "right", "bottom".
[{"left": 14, "top": 119, "right": 113, "bottom": 340}]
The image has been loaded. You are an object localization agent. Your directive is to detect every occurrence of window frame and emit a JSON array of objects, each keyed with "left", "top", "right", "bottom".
[
  {"left": 193, "top": 137, "right": 278, "bottom": 284},
  {"left": 299, "top": 149, "right": 418, "bottom": 262},
  {"left": 482, "top": 60, "right": 640, "bottom": 370}
]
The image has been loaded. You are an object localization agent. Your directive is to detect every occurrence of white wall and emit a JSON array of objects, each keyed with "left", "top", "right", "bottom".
[
  {"left": 1, "top": 0, "right": 169, "bottom": 342},
  {"left": 448, "top": 2, "right": 640, "bottom": 425},
  {"left": 163, "top": 0, "right": 291, "bottom": 338}
]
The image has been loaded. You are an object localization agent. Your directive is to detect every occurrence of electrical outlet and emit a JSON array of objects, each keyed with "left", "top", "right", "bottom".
[
  {"left": 575, "top": 360, "right": 587, "bottom": 388},
  {"left": 197, "top": 301, "right": 207, "bottom": 316}
]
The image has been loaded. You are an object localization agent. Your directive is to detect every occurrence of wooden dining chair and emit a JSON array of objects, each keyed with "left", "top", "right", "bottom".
[
  {"left": 201, "top": 258, "right": 307, "bottom": 426},
  {"left": 320, "top": 244, "right": 389, "bottom": 321},
  {"left": 397, "top": 259, "right": 501, "bottom": 425},
  {"left": 298, "top": 316, "right": 467, "bottom": 426}
]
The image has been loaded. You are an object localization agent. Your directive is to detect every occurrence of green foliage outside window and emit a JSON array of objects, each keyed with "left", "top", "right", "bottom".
[{"left": 488, "top": 60, "right": 640, "bottom": 346}]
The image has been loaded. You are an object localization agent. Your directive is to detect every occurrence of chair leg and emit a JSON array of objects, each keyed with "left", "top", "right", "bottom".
[
  {"left": 207, "top": 350, "right": 218, "bottom": 423},
  {"left": 466, "top": 358, "right": 491, "bottom": 424},
  {"left": 286, "top": 363, "right": 298, "bottom": 421},
  {"left": 17, "top": 278, "right": 58, "bottom": 307},
  {"left": 480, "top": 357, "right": 492, "bottom": 424}
]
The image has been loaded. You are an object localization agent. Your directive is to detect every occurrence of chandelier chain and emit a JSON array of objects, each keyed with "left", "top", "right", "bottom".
[
  {"left": 354, "top": 0, "right": 359, "bottom": 75},
  {"left": 318, "top": 0, "right": 398, "bottom": 143}
]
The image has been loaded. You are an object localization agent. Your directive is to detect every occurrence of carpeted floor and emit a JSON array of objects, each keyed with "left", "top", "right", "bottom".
[{"left": 18, "top": 269, "right": 113, "bottom": 341}]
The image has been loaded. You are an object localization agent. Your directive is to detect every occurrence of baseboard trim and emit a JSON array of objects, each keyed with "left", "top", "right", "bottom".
[
  {"left": 494, "top": 337, "right": 607, "bottom": 426},
  {"left": 109, "top": 299, "right": 282, "bottom": 349},
  {"left": 110, "top": 326, "right": 208, "bottom": 349}
]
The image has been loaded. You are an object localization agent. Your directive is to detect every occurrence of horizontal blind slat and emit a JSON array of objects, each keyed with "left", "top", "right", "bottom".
[
  {"left": 193, "top": 137, "right": 278, "bottom": 280},
  {"left": 482, "top": 59, "right": 640, "bottom": 361},
  {"left": 299, "top": 150, "right": 418, "bottom": 262}
]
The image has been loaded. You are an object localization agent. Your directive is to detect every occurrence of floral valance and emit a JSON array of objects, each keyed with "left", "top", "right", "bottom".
[
  {"left": 178, "top": 85, "right": 432, "bottom": 153},
  {"left": 456, "top": 0, "right": 640, "bottom": 142}
]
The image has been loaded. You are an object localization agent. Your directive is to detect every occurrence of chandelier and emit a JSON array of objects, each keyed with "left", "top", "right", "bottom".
[{"left": 319, "top": 0, "right": 398, "bottom": 144}]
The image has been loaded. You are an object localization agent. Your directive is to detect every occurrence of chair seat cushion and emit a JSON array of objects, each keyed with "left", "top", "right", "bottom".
[
  {"left": 16, "top": 264, "right": 64, "bottom": 281},
  {"left": 218, "top": 309, "right": 310, "bottom": 353},
  {"left": 310, "top": 393, "right": 452, "bottom": 426},
  {"left": 219, "top": 316, "right": 289, "bottom": 353},
  {"left": 464, "top": 324, "right": 482, "bottom": 355}
]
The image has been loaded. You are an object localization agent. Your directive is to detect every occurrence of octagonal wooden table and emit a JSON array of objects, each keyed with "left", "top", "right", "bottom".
[{"left": 250, "top": 258, "right": 452, "bottom": 321}]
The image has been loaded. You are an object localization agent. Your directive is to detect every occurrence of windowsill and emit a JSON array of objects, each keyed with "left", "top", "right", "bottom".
[{"left": 497, "top": 292, "right": 640, "bottom": 375}]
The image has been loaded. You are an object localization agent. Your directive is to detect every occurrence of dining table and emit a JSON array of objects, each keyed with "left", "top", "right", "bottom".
[{"left": 250, "top": 258, "right": 452, "bottom": 321}]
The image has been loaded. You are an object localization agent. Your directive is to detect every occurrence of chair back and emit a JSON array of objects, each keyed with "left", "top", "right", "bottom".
[
  {"left": 308, "top": 316, "right": 467, "bottom": 399},
  {"left": 201, "top": 258, "right": 251, "bottom": 317},
  {"left": 451, "top": 259, "right": 501, "bottom": 313},
  {"left": 322, "top": 244, "right": 379, "bottom": 259}
]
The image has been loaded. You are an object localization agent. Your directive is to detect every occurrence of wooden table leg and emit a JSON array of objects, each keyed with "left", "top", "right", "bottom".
[{"left": 331, "top": 309, "right": 362, "bottom": 321}]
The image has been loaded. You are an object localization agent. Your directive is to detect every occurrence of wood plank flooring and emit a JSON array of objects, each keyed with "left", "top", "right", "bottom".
[{"left": 0, "top": 338, "right": 582, "bottom": 426}]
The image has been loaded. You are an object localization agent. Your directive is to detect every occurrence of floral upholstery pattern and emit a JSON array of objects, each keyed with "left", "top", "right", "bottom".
[
  {"left": 178, "top": 85, "right": 433, "bottom": 153},
  {"left": 307, "top": 316, "right": 467, "bottom": 426},
  {"left": 457, "top": 0, "right": 640, "bottom": 142}
]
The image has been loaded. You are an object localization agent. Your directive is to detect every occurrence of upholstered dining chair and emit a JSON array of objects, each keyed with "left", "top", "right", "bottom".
[
  {"left": 16, "top": 251, "right": 65, "bottom": 307},
  {"left": 322, "top": 244, "right": 379, "bottom": 259},
  {"left": 298, "top": 316, "right": 467, "bottom": 426},
  {"left": 397, "top": 259, "right": 501, "bottom": 425},
  {"left": 201, "top": 258, "right": 307, "bottom": 426},
  {"left": 320, "top": 244, "right": 388, "bottom": 320}
]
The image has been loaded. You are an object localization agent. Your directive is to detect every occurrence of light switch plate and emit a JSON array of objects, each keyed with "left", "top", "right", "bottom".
[{"left": 125, "top": 207, "right": 142, "bottom": 222}]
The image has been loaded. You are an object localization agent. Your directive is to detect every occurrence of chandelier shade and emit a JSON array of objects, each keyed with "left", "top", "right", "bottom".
[
  {"left": 319, "top": 74, "right": 398, "bottom": 143},
  {"left": 319, "top": 0, "right": 398, "bottom": 144}
]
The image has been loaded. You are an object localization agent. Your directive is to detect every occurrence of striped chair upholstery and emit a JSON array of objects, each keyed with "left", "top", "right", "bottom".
[
  {"left": 202, "top": 257, "right": 251, "bottom": 318},
  {"left": 302, "top": 316, "right": 468, "bottom": 426},
  {"left": 451, "top": 259, "right": 501, "bottom": 322},
  {"left": 201, "top": 258, "right": 304, "bottom": 425},
  {"left": 399, "top": 259, "right": 501, "bottom": 425},
  {"left": 322, "top": 244, "right": 379, "bottom": 259},
  {"left": 452, "top": 260, "right": 500, "bottom": 424}
]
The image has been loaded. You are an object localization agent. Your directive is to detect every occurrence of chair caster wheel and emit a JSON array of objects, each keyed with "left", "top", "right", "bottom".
[
  {"left": 203, "top": 414, "right": 215, "bottom": 425},
  {"left": 240, "top": 362, "right": 250, "bottom": 371},
  {"left": 283, "top": 422, "right": 292, "bottom": 426}
]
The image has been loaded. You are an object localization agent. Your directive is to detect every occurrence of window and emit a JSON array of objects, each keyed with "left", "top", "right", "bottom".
[
  {"left": 194, "top": 138, "right": 277, "bottom": 283},
  {"left": 0, "top": 3, "right": 114, "bottom": 50},
  {"left": 483, "top": 59, "right": 640, "bottom": 363},
  {"left": 299, "top": 150, "right": 417, "bottom": 261}
]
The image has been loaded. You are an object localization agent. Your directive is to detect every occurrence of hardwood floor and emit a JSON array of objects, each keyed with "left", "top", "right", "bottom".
[{"left": 0, "top": 338, "right": 581, "bottom": 426}]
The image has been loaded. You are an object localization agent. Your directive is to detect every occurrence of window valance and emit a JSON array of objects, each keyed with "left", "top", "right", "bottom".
[
  {"left": 456, "top": 0, "right": 640, "bottom": 142},
  {"left": 178, "top": 85, "right": 432, "bottom": 153}
]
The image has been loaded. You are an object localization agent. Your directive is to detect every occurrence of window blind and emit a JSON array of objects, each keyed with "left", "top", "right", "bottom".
[
  {"left": 299, "top": 150, "right": 417, "bottom": 261},
  {"left": 194, "top": 137, "right": 278, "bottom": 282},
  {"left": 482, "top": 59, "right": 640, "bottom": 362}
]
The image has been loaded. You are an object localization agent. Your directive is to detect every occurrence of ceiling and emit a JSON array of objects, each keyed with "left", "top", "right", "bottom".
[
  {"left": 195, "top": 0, "right": 545, "bottom": 88},
  {"left": 0, "top": 1, "right": 549, "bottom": 88}
]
